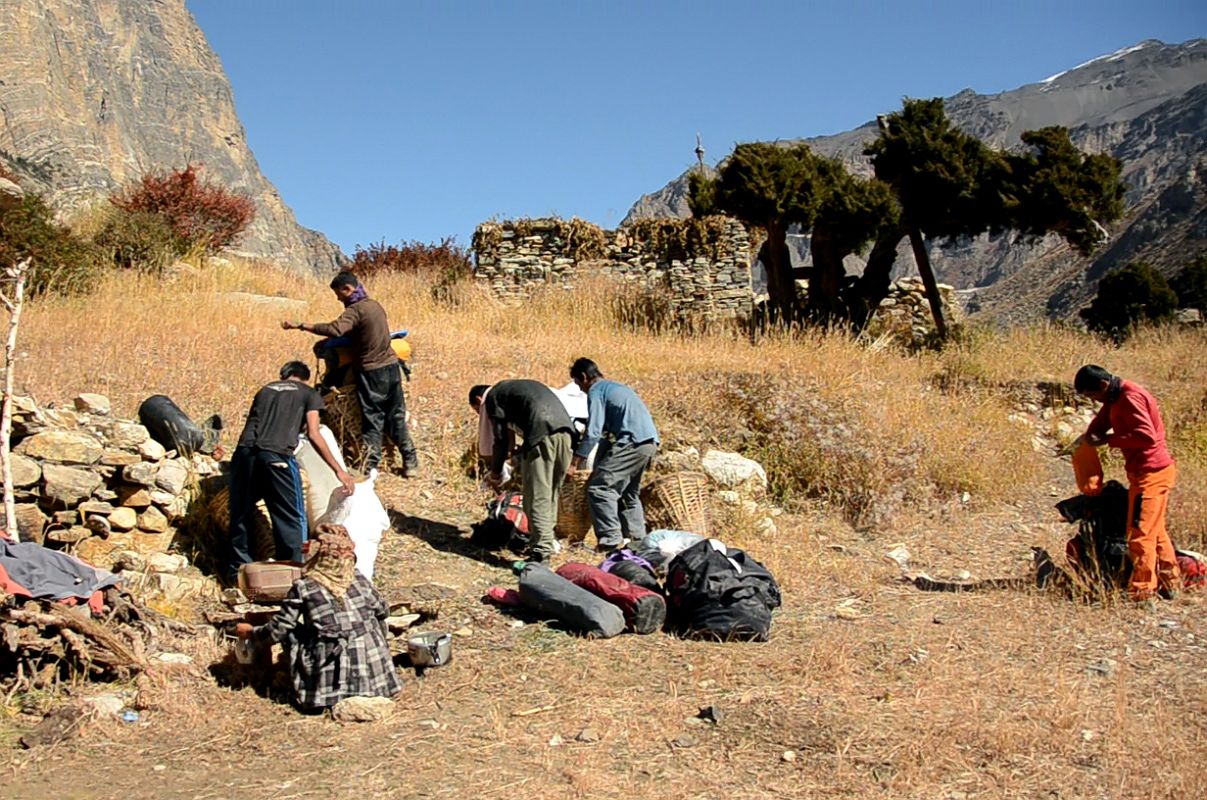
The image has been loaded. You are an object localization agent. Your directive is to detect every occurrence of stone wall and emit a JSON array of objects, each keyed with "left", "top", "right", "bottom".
[
  {"left": 6, "top": 392, "right": 221, "bottom": 602},
  {"left": 472, "top": 218, "right": 755, "bottom": 319},
  {"left": 471, "top": 217, "right": 962, "bottom": 336}
]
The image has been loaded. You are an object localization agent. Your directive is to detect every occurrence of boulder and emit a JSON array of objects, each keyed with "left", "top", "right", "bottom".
[
  {"left": 0, "top": 176, "right": 23, "bottom": 211},
  {"left": 12, "top": 504, "right": 48, "bottom": 544},
  {"left": 73, "top": 394, "right": 112, "bottom": 415},
  {"left": 78, "top": 500, "right": 116, "bottom": 516},
  {"left": 42, "top": 408, "right": 81, "bottom": 429},
  {"left": 331, "top": 696, "right": 394, "bottom": 723},
  {"left": 108, "top": 507, "right": 138, "bottom": 531},
  {"left": 155, "top": 461, "right": 190, "bottom": 495},
  {"left": 100, "top": 450, "right": 142, "bottom": 467},
  {"left": 147, "top": 552, "right": 188, "bottom": 574},
  {"left": 108, "top": 422, "right": 150, "bottom": 449},
  {"left": 138, "top": 506, "right": 169, "bottom": 533},
  {"left": 75, "top": 528, "right": 175, "bottom": 567},
  {"left": 41, "top": 464, "right": 103, "bottom": 506},
  {"left": 122, "top": 461, "right": 158, "bottom": 486},
  {"left": 16, "top": 430, "right": 102, "bottom": 465},
  {"left": 700, "top": 450, "right": 768, "bottom": 494},
  {"left": 10, "top": 453, "right": 41, "bottom": 488},
  {"left": 160, "top": 494, "right": 191, "bottom": 521},
  {"left": 84, "top": 515, "right": 111, "bottom": 538},
  {"left": 117, "top": 485, "right": 153, "bottom": 508},
  {"left": 46, "top": 527, "right": 92, "bottom": 545},
  {"left": 138, "top": 438, "right": 166, "bottom": 462},
  {"left": 1175, "top": 308, "right": 1202, "bottom": 325}
]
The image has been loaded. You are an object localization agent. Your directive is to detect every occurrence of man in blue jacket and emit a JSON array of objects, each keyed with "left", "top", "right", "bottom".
[{"left": 569, "top": 358, "right": 660, "bottom": 554}]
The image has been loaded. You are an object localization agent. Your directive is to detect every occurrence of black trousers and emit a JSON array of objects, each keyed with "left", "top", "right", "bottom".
[
  {"left": 356, "top": 363, "right": 417, "bottom": 471},
  {"left": 227, "top": 446, "right": 306, "bottom": 581}
]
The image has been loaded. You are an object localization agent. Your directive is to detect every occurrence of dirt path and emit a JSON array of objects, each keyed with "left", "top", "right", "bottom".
[{"left": 4, "top": 467, "right": 1206, "bottom": 799}]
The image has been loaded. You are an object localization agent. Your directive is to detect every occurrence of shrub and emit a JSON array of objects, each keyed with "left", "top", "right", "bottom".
[
  {"left": 348, "top": 236, "right": 472, "bottom": 281},
  {"left": 1171, "top": 254, "right": 1207, "bottom": 311},
  {"left": 1080, "top": 261, "right": 1178, "bottom": 342},
  {"left": 610, "top": 280, "right": 677, "bottom": 335},
  {"left": 91, "top": 209, "right": 184, "bottom": 274},
  {"left": 110, "top": 164, "right": 255, "bottom": 254},
  {"left": 0, "top": 192, "right": 102, "bottom": 296}
]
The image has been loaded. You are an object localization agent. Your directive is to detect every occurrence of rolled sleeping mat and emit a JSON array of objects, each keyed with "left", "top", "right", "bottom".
[
  {"left": 517, "top": 563, "right": 625, "bottom": 639},
  {"left": 557, "top": 562, "right": 667, "bottom": 635}
]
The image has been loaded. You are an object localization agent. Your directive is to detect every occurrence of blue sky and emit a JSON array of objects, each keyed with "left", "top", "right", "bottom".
[{"left": 186, "top": 1, "right": 1204, "bottom": 256}]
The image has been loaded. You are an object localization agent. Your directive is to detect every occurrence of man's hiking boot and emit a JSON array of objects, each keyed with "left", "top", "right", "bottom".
[
  {"left": 1158, "top": 586, "right": 1181, "bottom": 602},
  {"left": 595, "top": 537, "right": 630, "bottom": 556}
]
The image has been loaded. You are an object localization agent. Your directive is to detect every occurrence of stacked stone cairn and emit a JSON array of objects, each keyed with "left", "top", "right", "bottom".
[
  {"left": 862, "top": 276, "right": 964, "bottom": 345},
  {"left": 7, "top": 393, "right": 221, "bottom": 608}
]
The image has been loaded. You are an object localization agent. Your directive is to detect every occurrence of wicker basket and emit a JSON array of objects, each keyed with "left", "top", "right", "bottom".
[
  {"left": 205, "top": 486, "right": 276, "bottom": 562},
  {"left": 322, "top": 383, "right": 396, "bottom": 472},
  {"left": 556, "top": 471, "right": 594, "bottom": 544},
  {"left": 640, "top": 471, "right": 711, "bottom": 536}
]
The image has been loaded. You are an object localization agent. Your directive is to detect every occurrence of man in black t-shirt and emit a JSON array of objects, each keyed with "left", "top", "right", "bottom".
[
  {"left": 227, "top": 361, "right": 354, "bottom": 583},
  {"left": 468, "top": 380, "right": 574, "bottom": 563}
]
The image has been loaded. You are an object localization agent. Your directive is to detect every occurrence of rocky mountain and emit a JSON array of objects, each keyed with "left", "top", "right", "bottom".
[
  {"left": 0, "top": 0, "right": 343, "bottom": 273},
  {"left": 624, "top": 39, "right": 1207, "bottom": 323}
]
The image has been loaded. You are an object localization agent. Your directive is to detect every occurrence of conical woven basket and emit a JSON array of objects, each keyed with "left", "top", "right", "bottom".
[
  {"left": 556, "top": 470, "right": 594, "bottom": 544},
  {"left": 322, "top": 383, "right": 397, "bottom": 472},
  {"left": 640, "top": 471, "right": 711, "bottom": 535}
]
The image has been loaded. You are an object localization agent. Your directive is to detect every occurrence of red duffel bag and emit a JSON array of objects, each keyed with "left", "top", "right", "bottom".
[{"left": 556, "top": 562, "right": 666, "bottom": 635}]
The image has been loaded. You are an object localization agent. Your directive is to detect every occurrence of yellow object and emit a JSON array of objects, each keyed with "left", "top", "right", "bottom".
[{"left": 391, "top": 338, "right": 411, "bottom": 362}]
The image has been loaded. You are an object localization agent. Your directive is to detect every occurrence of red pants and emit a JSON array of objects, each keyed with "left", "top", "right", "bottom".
[{"left": 1126, "top": 463, "right": 1180, "bottom": 599}]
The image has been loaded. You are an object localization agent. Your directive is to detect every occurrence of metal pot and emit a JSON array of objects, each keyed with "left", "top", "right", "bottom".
[{"left": 407, "top": 631, "right": 452, "bottom": 669}]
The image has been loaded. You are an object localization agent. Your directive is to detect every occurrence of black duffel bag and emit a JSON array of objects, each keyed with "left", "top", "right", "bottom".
[
  {"left": 138, "top": 395, "right": 222, "bottom": 455},
  {"left": 665, "top": 540, "right": 781, "bottom": 642}
]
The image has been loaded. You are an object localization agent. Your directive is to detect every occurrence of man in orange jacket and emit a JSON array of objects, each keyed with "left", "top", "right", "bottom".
[{"left": 1074, "top": 365, "right": 1180, "bottom": 601}]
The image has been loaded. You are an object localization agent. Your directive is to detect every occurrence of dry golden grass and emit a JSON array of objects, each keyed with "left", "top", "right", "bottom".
[{"left": 4, "top": 261, "right": 1206, "bottom": 799}]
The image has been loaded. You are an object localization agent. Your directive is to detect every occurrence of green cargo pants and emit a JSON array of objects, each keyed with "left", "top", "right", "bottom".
[{"left": 521, "top": 431, "right": 574, "bottom": 558}]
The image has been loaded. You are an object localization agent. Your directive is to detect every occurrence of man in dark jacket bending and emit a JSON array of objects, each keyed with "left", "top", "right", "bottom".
[
  {"left": 283, "top": 272, "right": 419, "bottom": 476},
  {"left": 469, "top": 380, "right": 574, "bottom": 564}
]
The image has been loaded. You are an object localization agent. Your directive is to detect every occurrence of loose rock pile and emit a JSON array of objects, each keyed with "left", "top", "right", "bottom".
[
  {"left": 863, "top": 277, "right": 964, "bottom": 345},
  {"left": 7, "top": 393, "right": 222, "bottom": 607}
]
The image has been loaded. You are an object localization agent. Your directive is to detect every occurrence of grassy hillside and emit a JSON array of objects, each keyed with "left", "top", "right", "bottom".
[
  {"left": 6, "top": 261, "right": 1206, "bottom": 798},
  {"left": 16, "top": 262, "right": 1206, "bottom": 545}
]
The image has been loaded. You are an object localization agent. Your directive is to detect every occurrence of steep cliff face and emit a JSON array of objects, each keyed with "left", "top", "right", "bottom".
[
  {"left": 0, "top": 0, "right": 343, "bottom": 273},
  {"left": 624, "top": 39, "right": 1207, "bottom": 322}
]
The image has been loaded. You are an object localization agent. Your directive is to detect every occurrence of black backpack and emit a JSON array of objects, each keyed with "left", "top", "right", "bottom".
[
  {"left": 664, "top": 540, "right": 782, "bottom": 642},
  {"left": 1056, "top": 479, "right": 1132, "bottom": 587}
]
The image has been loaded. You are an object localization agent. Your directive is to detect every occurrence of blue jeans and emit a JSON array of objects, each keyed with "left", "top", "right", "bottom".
[
  {"left": 587, "top": 440, "right": 658, "bottom": 547},
  {"left": 227, "top": 446, "right": 307, "bottom": 580}
]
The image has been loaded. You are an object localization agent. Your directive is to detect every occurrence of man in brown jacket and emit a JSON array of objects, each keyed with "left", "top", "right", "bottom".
[{"left": 283, "top": 272, "right": 418, "bottom": 476}]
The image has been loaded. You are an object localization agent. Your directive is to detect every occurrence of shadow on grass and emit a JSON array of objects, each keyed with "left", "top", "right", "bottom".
[{"left": 387, "top": 509, "right": 518, "bottom": 570}]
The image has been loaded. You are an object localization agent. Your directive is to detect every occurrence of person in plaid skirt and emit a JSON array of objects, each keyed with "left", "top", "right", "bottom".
[{"left": 237, "top": 525, "right": 402, "bottom": 712}]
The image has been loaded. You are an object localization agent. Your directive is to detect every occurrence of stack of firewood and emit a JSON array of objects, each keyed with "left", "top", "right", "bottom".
[{"left": 1, "top": 587, "right": 193, "bottom": 695}]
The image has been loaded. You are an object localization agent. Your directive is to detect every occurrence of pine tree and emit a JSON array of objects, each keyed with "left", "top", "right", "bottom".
[{"left": 1080, "top": 262, "right": 1178, "bottom": 342}]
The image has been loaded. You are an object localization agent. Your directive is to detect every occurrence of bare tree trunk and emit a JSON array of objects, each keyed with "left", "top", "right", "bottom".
[
  {"left": 852, "top": 227, "right": 904, "bottom": 333},
  {"left": 2, "top": 259, "right": 31, "bottom": 541},
  {"left": 759, "top": 222, "right": 796, "bottom": 326},
  {"left": 806, "top": 224, "right": 845, "bottom": 325},
  {"left": 907, "top": 227, "right": 948, "bottom": 340}
]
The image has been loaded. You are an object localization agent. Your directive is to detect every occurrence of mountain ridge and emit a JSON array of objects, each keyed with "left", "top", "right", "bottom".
[
  {"left": 623, "top": 38, "right": 1207, "bottom": 322},
  {"left": 0, "top": 0, "right": 344, "bottom": 274}
]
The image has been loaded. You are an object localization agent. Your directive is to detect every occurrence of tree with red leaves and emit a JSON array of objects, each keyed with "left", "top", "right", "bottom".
[{"left": 111, "top": 164, "right": 255, "bottom": 254}]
